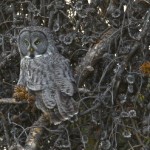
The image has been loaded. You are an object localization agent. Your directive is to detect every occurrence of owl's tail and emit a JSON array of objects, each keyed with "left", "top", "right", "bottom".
[
  {"left": 49, "top": 93, "right": 78, "bottom": 125},
  {"left": 35, "top": 90, "right": 78, "bottom": 125}
]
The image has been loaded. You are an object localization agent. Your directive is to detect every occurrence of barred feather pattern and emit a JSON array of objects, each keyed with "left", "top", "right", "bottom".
[
  {"left": 53, "top": 54, "right": 76, "bottom": 96},
  {"left": 18, "top": 51, "right": 78, "bottom": 124}
]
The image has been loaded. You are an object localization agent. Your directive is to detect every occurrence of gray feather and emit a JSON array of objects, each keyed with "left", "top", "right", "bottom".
[{"left": 17, "top": 26, "right": 78, "bottom": 124}]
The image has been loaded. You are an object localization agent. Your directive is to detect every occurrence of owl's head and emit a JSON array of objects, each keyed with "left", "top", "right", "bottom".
[{"left": 18, "top": 26, "right": 55, "bottom": 59}]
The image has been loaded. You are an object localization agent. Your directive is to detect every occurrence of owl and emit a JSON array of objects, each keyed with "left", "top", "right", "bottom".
[{"left": 17, "top": 26, "right": 78, "bottom": 125}]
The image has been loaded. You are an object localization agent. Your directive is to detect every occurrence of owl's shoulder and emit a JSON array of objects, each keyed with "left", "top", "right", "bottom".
[{"left": 52, "top": 52, "right": 70, "bottom": 66}]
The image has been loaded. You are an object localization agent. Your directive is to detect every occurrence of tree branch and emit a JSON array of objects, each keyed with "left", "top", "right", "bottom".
[
  {"left": 76, "top": 27, "right": 119, "bottom": 86},
  {"left": 0, "top": 98, "right": 27, "bottom": 104}
]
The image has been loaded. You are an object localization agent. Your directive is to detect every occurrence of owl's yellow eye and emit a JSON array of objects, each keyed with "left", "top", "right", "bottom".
[{"left": 34, "top": 39, "right": 41, "bottom": 45}]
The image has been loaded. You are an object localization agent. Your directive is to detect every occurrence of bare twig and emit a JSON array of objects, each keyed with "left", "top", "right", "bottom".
[
  {"left": 131, "top": 119, "right": 144, "bottom": 147},
  {"left": 0, "top": 51, "right": 19, "bottom": 69},
  {"left": 0, "top": 112, "right": 10, "bottom": 149},
  {"left": 0, "top": 98, "right": 27, "bottom": 104}
]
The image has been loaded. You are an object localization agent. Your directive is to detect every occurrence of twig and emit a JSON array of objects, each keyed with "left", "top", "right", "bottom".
[
  {"left": 0, "top": 112, "right": 10, "bottom": 149},
  {"left": 79, "top": 86, "right": 111, "bottom": 116},
  {"left": 131, "top": 119, "right": 144, "bottom": 147},
  {"left": 78, "top": 88, "right": 90, "bottom": 93},
  {"left": 128, "top": 144, "right": 143, "bottom": 150},
  {"left": 128, "top": 141, "right": 134, "bottom": 150},
  {"left": 0, "top": 98, "right": 27, "bottom": 104},
  {"left": 0, "top": 51, "right": 19, "bottom": 69}
]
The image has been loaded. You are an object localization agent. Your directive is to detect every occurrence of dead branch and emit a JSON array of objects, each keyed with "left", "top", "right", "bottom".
[
  {"left": 0, "top": 51, "right": 19, "bottom": 69},
  {"left": 0, "top": 112, "right": 10, "bottom": 148},
  {"left": 76, "top": 27, "right": 119, "bottom": 86},
  {"left": 24, "top": 114, "right": 49, "bottom": 150},
  {"left": 0, "top": 98, "right": 27, "bottom": 104}
]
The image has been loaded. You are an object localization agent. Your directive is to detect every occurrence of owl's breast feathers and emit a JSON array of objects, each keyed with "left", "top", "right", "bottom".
[
  {"left": 19, "top": 54, "right": 76, "bottom": 96},
  {"left": 19, "top": 56, "right": 53, "bottom": 91}
]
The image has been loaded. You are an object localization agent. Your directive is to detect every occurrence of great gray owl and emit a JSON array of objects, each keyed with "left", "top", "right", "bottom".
[{"left": 17, "top": 26, "right": 78, "bottom": 125}]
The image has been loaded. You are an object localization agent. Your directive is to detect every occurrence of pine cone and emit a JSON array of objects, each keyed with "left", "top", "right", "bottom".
[
  {"left": 140, "top": 61, "right": 150, "bottom": 76},
  {"left": 13, "top": 85, "right": 28, "bottom": 101},
  {"left": 13, "top": 85, "right": 35, "bottom": 104}
]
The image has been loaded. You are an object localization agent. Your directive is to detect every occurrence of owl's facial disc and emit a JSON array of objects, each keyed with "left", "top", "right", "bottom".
[{"left": 19, "top": 30, "right": 48, "bottom": 58}]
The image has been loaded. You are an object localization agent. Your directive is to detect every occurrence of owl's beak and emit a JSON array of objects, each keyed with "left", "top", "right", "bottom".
[
  {"left": 29, "top": 47, "right": 35, "bottom": 59},
  {"left": 29, "top": 47, "right": 34, "bottom": 53}
]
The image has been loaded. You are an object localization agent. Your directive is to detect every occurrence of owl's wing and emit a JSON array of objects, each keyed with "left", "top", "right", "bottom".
[
  {"left": 40, "top": 53, "right": 78, "bottom": 124},
  {"left": 53, "top": 54, "right": 76, "bottom": 96}
]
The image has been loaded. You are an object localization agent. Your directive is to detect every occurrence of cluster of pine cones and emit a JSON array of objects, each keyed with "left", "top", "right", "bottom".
[{"left": 13, "top": 85, "right": 35, "bottom": 105}]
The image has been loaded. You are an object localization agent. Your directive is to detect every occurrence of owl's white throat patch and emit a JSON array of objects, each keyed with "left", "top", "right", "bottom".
[
  {"left": 25, "top": 56, "right": 30, "bottom": 59},
  {"left": 25, "top": 55, "right": 42, "bottom": 59},
  {"left": 35, "top": 55, "right": 42, "bottom": 58}
]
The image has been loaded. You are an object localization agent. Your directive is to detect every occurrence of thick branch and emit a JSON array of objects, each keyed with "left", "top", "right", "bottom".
[
  {"left": 76, "top": 27, "right": 119, "bottom": 86},
  {"left": 24, "top": 114, "right": 49, "bottom": 150}
]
